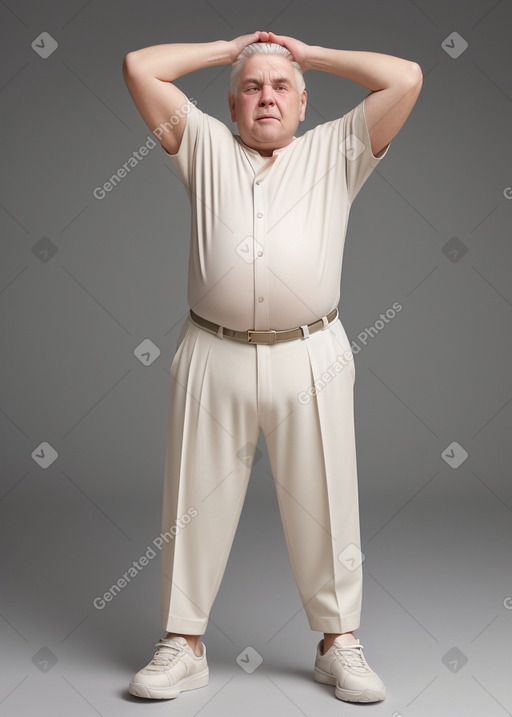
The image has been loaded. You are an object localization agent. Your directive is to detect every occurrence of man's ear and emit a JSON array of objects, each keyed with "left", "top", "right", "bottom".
[
  {"left": 228, "top": 91, "right": 237, "bottom": 122},
  {"left": 299, "top": 90, "right": 307, "bottom": 122}
]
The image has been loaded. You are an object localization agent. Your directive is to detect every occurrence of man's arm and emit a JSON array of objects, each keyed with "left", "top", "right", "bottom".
[
  {"left": 122, "top": 33, "right": 261, "bottom": 155},
  {"left": 122, "top": 40, "right": 229, "bottom": 156},
  {"left": 305, "top": 47, "right": 422, "bottom": 157},
  {"left": 264, "top": 32, "right": 423, "bottom": 158}
]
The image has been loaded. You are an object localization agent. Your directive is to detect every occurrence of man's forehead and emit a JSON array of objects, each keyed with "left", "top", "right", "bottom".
[{"left": 240, "top": 54, "right": 294, "bottom": 80}]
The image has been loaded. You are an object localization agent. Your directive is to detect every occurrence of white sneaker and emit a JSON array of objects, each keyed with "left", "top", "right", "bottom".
[
  {"left": 313, "top": 637, "right": 385, "bottom": 703},
  {"left": 128, "top": 635, "right": 209, "bottom": 699}
]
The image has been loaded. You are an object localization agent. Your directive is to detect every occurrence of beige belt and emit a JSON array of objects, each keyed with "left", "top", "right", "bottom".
[{"left": 189, "top": 307, "right": 338, "bottom": 345}]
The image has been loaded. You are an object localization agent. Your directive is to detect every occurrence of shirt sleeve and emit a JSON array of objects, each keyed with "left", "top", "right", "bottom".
[
  {"left": 338, "top": 97, "right": 391, "bottom": 204},
  {"left": 160, "top": 97, "right": 202, "bottom": 190}
]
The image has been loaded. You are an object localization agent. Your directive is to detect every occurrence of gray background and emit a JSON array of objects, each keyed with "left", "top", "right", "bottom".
[{"left": 1, "top": 0, "right": 511, "bottom": 715}]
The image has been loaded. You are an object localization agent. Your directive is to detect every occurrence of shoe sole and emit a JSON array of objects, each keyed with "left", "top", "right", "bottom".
[
  {"left": 128, "top": 667, "right": 209, "bottom": 699},
  {"left": 313, "top": 665, "right": 385, "bottom": 703}
]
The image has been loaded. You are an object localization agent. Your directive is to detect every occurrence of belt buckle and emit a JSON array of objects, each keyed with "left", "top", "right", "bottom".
[{"left": 247, "top": 329, "right": 277, "bottom": 345}]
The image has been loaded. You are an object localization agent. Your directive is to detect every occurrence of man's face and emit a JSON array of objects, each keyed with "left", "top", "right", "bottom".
[{"left": 228, "top": 53, "right": 307, "bottom": 156}]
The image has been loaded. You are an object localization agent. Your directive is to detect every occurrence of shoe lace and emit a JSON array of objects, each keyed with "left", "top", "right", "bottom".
[
  {"left": 148, "top": 639, "right": 185, "bottom": 670},
  {"left": 333, "top": 644, "right": 369, "bottom": 673}
]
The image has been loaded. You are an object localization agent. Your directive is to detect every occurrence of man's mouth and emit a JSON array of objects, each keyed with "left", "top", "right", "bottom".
[{"left": 256, "top": 116, "right": 278, "bottom": 121}]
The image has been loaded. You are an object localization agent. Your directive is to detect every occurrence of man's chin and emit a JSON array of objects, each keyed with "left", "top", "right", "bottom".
[{"left": 251, "top": 127, "right": 284, "bottom": 141}]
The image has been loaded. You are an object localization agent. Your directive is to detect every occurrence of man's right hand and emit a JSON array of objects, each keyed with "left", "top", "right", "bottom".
[{"left": 227, "top": 31, "right": 264, "bottom": 63}]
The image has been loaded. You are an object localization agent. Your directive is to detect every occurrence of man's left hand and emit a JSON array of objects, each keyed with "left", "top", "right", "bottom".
[{"left": 257, "top": 31, "right": 312, "bottom": 71}]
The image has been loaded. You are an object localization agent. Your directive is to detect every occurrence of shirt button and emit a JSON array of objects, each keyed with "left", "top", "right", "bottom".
[
  {"left": 257, "top": 250, "right": 263, "bottom": 257},
  {"left": 256, "top": 180, "right": 261, "bottom": 185},
  {"left": 257, "top": 296, "right": 264, "bottom": 302},
  {"left": 256, "top": 212, "right": 263, "bottom": 218}
]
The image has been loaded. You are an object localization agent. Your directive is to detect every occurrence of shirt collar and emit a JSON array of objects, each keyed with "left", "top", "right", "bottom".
[{"left": 235, "top": 135, "right": 297, "bottom": 157}]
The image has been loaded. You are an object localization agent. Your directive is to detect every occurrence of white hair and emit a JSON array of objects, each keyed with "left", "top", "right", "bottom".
[{"left": 229, "top": 42, "right": 306, "bottom": 96}]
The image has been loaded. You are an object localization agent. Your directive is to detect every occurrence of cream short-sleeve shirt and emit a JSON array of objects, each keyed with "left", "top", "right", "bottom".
[{"left": 163, "top": 97, "right": 390, "bottom": 331}]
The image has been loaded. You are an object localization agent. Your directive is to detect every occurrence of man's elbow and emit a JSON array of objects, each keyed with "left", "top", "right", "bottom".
[
  {"left": 396, "top": 61, "right": 423, "bottom": 104},
  {"left": 122, "top": 51, "right": 140, "bottom": 79},
  {"left": 406, "top": 61, "right": 423, "bottom": 88}
]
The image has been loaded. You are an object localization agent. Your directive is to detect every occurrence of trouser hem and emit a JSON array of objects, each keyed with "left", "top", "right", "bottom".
[
  {"left": 161, "top": 614, "right": 208, "bottom": 635},
  {"left": 307, "top": 610, "right": 361, "bottom": 633}
]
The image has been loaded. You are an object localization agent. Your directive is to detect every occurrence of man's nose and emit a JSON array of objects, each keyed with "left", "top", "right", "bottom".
[{"left": 259, "top": 84, "right": 275, "bottom": 104}]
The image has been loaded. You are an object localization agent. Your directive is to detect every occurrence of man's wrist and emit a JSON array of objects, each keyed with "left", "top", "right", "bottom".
[
  {"left": 210, "top": 39, "right": 233, "bottom": 67},
  {"left": 303, "top": 45, "right": 340, "bottom": 73}
]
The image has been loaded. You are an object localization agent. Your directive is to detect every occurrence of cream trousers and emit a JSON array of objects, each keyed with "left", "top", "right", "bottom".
[{"left": 160, "top": 310, "right": 363, "bottom": 635}]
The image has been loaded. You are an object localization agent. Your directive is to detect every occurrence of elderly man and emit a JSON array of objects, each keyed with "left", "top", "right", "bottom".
[{"left": 122, "top": 30, "right": 422, "bottom": 704}]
